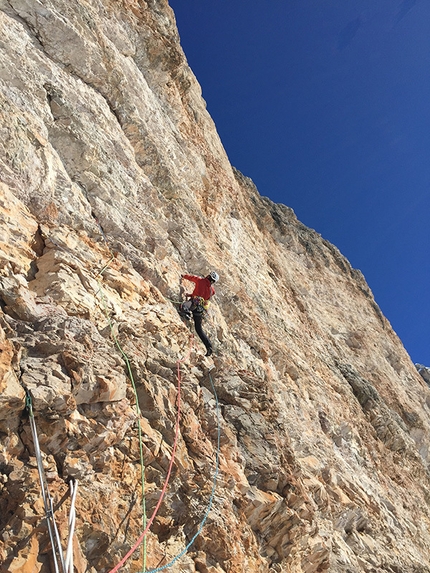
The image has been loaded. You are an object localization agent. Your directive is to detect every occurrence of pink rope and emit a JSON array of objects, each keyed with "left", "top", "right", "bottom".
[{"left": 107, "top": 335, "right": 194, "bottom": 573}]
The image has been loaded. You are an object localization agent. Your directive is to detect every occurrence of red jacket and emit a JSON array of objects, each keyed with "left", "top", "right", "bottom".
[{"left": 183, "top": 274, "right": 215, "bottom": 301}]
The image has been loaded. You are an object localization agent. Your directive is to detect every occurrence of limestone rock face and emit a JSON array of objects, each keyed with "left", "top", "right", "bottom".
[{"left": 1, "top": 2, "right": 430, "bottom": 572}]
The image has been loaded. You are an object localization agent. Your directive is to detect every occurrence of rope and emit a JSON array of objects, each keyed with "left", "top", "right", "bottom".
[
  {"left": 166, "top": 297, "right": 184, "bottom": 305},
  {"left": 65, "top": 480, "right": 78, "bottom": 573},
  {"left": 96, "top": 268, "right": 149, "bottom": 571},
  {"left": 42, "top": 234, "right": 221, "bottom": 569},
  {"left": 143, "top": 369, "right": 220, "bottom": 573},
  {"left": 40, "top": 236, "right": 151, "bottom": 570},
  {"left": 94, "top": 255, "right": 115, "bottom": 278},
  {"left": 107, "top": 335, "right": 193, "bottom": 573},
  {"left": 25, "top": 392, "right": 66, "bottom": 573}
]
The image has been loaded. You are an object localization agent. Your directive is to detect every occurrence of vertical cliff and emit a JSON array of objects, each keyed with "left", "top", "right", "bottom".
[{"left": 1, "top": 1, "right": 430, "bottom": 572}]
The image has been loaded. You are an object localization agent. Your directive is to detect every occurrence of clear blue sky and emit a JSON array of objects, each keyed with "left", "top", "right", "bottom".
[{"left": 169, "top": 0, "right": 430, "bottom": 366}]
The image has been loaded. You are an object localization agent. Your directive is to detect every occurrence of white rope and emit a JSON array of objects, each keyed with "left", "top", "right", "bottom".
[
  {"left": 28, "top": 402, "right": 65, "bottom": 573},
  {"left": 65, "top": 480, "right": 78, "bottom": 573},
  {"left": 26, "top": 393, "right": 78, "bottom": 573}
]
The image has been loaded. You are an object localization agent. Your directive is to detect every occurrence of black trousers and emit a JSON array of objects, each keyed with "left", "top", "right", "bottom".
[{"left": 192, "top": 311, "right": 212, "bottom": 352}]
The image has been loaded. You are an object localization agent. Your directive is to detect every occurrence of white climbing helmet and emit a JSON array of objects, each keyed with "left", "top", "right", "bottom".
[{"left": 208, "top": 271, "right": 219, "bottom": 283}]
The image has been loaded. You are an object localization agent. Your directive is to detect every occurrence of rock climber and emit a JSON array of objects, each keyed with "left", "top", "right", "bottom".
[{"left": 180, "top": 271, "right": 219, "bottom": 357}]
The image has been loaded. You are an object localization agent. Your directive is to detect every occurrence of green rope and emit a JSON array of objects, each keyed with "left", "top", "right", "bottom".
[
  {"left": 25, "top": 390, "right": 33, "bottom": 414},
  {"left": 166, "top": 297, "right": 183, "bottom": 305},
  {"left": 96, "top": 270, "right": 148, "bottom": 571},
  {"left": 94, "top": 255, "right": 115, "bottom": 278}
]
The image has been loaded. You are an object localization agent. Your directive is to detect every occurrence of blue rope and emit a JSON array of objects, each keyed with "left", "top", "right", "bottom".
[{"left": 143, "top": 370, "right": 221, "bottom": 573}]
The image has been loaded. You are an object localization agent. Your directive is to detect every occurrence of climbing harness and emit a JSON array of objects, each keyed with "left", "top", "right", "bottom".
[
  {"left": 188, "top": 296, "right": 210, "bottom": 313},
  {"left": 25, "top": 391, "right": 78, "bottom": 573},
  {"left": 173, "top": 297, "right": 208, "bottom": 317}
]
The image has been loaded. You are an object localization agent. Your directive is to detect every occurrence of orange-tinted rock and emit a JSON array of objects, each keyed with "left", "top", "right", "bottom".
[{"left": 0, "top": 2, "right": 430, "bottom": 572}]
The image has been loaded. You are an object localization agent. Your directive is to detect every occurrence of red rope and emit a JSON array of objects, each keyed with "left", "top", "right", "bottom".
[{"left": 108, "top": 335, "right": 194, "bottom": 573}]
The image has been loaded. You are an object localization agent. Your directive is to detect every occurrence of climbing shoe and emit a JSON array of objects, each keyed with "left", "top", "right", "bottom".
[{"left": 205, "top": 347, "right": 213, "bottom": 357}]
